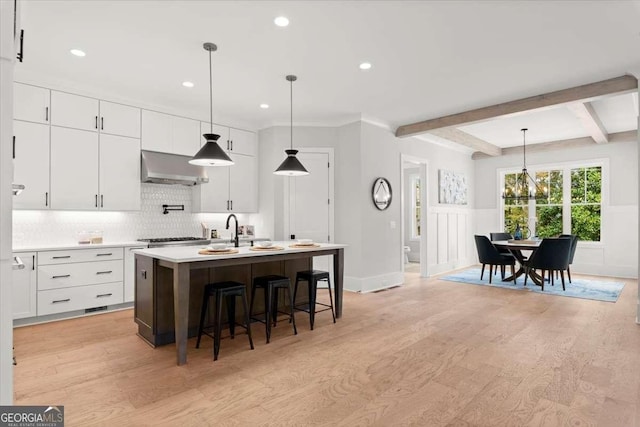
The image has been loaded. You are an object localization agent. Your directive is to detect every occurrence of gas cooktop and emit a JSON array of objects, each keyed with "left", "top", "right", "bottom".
[{"left": 137, "top": 237, "right": 211, "bottom": 248}]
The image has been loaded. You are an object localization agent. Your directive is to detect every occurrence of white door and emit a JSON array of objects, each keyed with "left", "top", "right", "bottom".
[
  {"left": 13, "top": 120, "right": 50, "bottom": 209},
  {"left": 99, "top": 101, "right": 140, "bottom": 138},
  {"left": 99, "top": 135, "right": 140, "bottom": 211},
  {"left": 229, "top": 153, "right": 257, "bottom": 212},
  {"left": 50, "top": 126, "right": 99, "bottom": 210},
  {"left": 141, "top": 110, "right": 172, "bottom": 153},
  {"left": 51, "top": 91, "right": 99, "bottom": 132},
  {"left": 13, "top": 83, "right": 50, "bottom": 124},
  {"left": 229, "top": 128, "right": 257, "bottom": 156},
  {"left": 172, "top": 116, "right": 200, "bottom": 156},
  {"left": 12, "top": 252, "right": 37, "bottom": 319},
  {"left": 290, "top": 151, "right": 332, "bottom": 272}
]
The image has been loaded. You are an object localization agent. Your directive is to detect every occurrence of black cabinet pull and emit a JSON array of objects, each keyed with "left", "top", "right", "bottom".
[
  {"left": 12, "top": 136, "right": 15, "bottom": 159},
  {"left": 100, "top": 194, "right": 103, "bottom": 208},
  {"left": 96, "top": 271, "right": 112, "bottom": 275},
  {"left": 141, "top": 270, "right": 147, "bottom": 279},
  {"left": 52, "top": 255, "right": 70, "bottom": 259},
  {"left": 95, "top": 116, "right": 98, "bottom": 129},
  {"left": 95, "top": 194, "right": 98, "bottom": 207},
  {"left": 230, "top": 200, "right": 233, "bottom": 210},
  {"left": 45, "top": 192, "right": 48, "bottom": 207},
  {"left": 101, "top": 117, "right": 104, "bottom": 130},
  {"left": 52, "top": 274, "right": 70, "bottom": 279},
  {"left": 32, "top": 255, "right": 35, "bottom": 270},
  {"left": 96, "top": 253, "right": 112, "bottom": 257},
  {"left": 45, "top": 106, "right": 49, "bottom": 122},
  {"left": 97, "top": 293, "right": 113, "bottom": 298},
  {"left": 52, "top": 299, "right": 70, "bottom": 304},
  {"left": 16, "top": 29, "right": 24, "bottom": 62},
  {"left": 226, "top": 200, "right": 229, "bottom": 210},
  {"left": 230, "top": 140, "right": 233, "bottom": 151}
]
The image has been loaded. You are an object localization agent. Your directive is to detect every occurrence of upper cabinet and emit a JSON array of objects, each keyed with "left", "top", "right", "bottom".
[
  {"left": 51, "top": 91, "right": 100, "bottom": 132},
  {"left": 200, "top": 122, "right": 256, "bottom": 156},
  {"left": 14, "top": 83, "right": 50, "bottom": 124},
  {"left": 99, "top": 101, "right": 140, "bottom": 138},
  {"left": 99, "top": 134, "right": 141, "bottom": 211},
  {"left": 13, "top": 120, "right": 50, "bottom": 209},
  {"left": 142, "top": 110, "right": 199, "bottom": 156}
]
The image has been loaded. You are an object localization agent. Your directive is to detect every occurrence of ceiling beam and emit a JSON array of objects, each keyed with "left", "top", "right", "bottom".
[
  {"left": 471, "top": 130, "right": 637, "bottom": 160},
  {"left": 396, "top": 75, "right": 638, "bottom": 138},
  {"left": 566, "top": 102, "right": 609, "bottom": 144},
  {"left": 429, "top": 128, "right": 502, "bottom": 157}
]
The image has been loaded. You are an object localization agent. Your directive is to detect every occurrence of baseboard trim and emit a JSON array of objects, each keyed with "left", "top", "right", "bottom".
[
  {"left": 13, "top": 302, "right": 133, "bottom": 328},
  {"left": 345, "top": 271, "right": 404, "bottom": 293},
  {"left": 571, "top": 263, "right": 638, "bottom": 279}
]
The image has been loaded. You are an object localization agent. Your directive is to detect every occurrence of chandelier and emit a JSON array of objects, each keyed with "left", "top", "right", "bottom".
[{"left": 502, "top": 128, "right": 548, "bottom": 201}]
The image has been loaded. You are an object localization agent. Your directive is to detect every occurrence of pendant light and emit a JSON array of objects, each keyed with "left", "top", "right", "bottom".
[
  {"left": 502, "top": 128, "right": 548, "bottom": 201},
  {"left": 189, "top": 42, "right": 233, "bottom": 166},
  {"left": 274, "top": 75, "right": 309, "bottom": 176}
]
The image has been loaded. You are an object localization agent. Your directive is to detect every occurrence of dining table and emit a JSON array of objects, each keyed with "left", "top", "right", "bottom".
[{"left": 492, "top": 240, "right": 543, "bottom": 286}]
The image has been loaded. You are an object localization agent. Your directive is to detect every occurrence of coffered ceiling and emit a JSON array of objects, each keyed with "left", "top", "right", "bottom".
[{"left": 15, "top": 1, "right": 640, "bottom": 148}]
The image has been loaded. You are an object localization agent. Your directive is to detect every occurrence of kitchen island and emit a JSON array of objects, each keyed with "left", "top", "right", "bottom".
[{"left": 134, "top": 242, "right": 346, "bottom": 365}]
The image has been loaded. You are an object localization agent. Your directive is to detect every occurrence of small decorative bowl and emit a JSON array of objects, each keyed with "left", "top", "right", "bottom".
[
  {"left": 297, "top": 239, "right": 314, "bottom": 245},
  {"left": 255, "top": 241, "right": 273, "bottom": 248}
]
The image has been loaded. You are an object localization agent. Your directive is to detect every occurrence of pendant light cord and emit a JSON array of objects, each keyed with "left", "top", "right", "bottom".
[
  {"left": 209, "top": 49, "right": 213, "bottom": 133},
  {"left": 290, "top": 78, "right": 293, "bottom": 150}
]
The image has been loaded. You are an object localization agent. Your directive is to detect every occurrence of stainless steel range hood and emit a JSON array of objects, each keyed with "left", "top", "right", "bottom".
[{"left": 141, "top": 150, "right": 209, "bottom": 186}]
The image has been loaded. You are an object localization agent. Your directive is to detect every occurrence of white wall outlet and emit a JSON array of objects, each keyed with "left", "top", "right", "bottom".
[{"left": 390, "top": 221, "right": 396, "bottom": 229}]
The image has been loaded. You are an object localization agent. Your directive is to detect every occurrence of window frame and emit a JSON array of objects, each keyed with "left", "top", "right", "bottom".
[{"left": 497, "top": 158, "right": 608, "bottom": 247}]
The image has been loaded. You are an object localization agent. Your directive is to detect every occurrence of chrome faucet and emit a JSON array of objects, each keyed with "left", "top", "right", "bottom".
[{"left": 226, "top": 214, "right": 239, "bottom": 248}]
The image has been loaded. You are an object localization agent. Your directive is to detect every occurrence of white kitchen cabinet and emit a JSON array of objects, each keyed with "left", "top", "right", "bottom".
[
  {"left": 99, "top": 101, "right": 140, "bottom": 138},
  {"left": 172, "top": 116, "right": 200, "bottom": 156},
  {"left": 201, "top": 121, "right": 230, "bottom": 149},
  {"left": 51, "top": 91, "right": 100, "bottom": 132},
  {"left": 13, "top": 83, "right": 50, "bottom": 124},
  {"left": 12, "top": 252, "right": 37, "bottom": 320},
  {"left": 192, "top": 152, "right": 257, "bottom": 213},
  {"left": 13, "top": 120, "right": 50, "bottom": 209},
  {"left": 229, "top": 153, "right": 258, "bottom": 212},
  {"left": 1, "top": 0, "right": 19, "bottom": 60},
  {"left": 229, "top": 128, "right": 257, "bottom": 156},
  {"left": 99, "top": 134, "right": 140, "bottom": 211},
  {"left": 124, "top": 245, "right": 147, "bottom": 303},
  {"left": 50, "top": 126, "right": 99, "bottom": 210}
]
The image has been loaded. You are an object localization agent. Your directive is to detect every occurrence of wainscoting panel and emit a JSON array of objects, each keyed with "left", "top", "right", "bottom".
[
  {"left": 437, "top": 213, "right": 449, "bottom": 264},
  {"left": 428, "top": 207, "right": 474, "bottom": 276}
]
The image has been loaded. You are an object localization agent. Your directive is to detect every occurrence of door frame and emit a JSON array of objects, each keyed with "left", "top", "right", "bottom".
[
  {"left": 400, "top": 154, "right": 429, "bottom": 278},
  {"left": 283, "top": 147, "right": 335, "bottom": 243}
]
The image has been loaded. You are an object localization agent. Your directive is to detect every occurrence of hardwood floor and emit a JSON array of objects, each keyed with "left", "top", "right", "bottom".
[{"left": 13, "top": 269, "right": 640, "bottom": 426}]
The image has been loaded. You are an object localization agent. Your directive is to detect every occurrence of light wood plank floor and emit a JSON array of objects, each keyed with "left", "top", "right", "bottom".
[{"left": 13, "top": 269, "right": 640, "bottom": 426}]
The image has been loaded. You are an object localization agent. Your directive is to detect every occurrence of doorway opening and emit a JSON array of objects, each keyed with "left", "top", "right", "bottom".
[{"left": 400, "top": 155, "right": 428, "bottom": 279}]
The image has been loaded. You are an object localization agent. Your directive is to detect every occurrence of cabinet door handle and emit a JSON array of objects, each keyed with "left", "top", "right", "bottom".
[
  {"left": 100, "top": 194, "right": 104, "bottom": 208},
  {"left": 95, "top": 194, "right": 98, "bottom": 207},
  {"left": 95, "top": 116, "right": 98, "bottom": 129},
  {"left": 227, "top": 140, "right": 230, "bottom": 150},
  {"left": 141, "top": 270, "right": 147, "bottom": 279},
  {"left": 45, "top": 106, "right": 49, "bottom": 122},
  {"left": 52, "top": 274, "right": 71, "bottom": 279},
  {"left": 226, "top": 200, "right": 229, "bottom": 210},
  {"left": 230, "top": 140, "right": 233, "bottom": 151},
  {"left": 12, "top": 136, "right": 15, "bottom": 159},
  {"left": 16, "top": 29, "right": 24, "bottom": 62},
  {"left": 45, "top": 192, "right": 48, "bottom": 207},
  {"left": 97, "top": 293, "right": 113, "bottom": 298},
  {"left": 96, "top": 253, "right": 112, "bottom": 257},
  {"left": 230, "top": 200, "right": 233, "bottom": 210},
  {"left": 52, "top": 299, "right": 70, "bottom": 304},
  {"left": 32, "top": 255, "right": 35, "bottom": 270},
  {"left": 101, "top": 117, "right": 104, "bottom": 130},
  {"left": 52, "top": 255, "right": 70, "bottom": 259},
  {"left": 96, "top": 271, "right": 112, "bottom": 275}
]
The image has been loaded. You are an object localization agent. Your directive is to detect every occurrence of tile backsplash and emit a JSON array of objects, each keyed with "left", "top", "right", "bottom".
[{"left": 13, "top": 184, "right": 259, "bottom": 247}]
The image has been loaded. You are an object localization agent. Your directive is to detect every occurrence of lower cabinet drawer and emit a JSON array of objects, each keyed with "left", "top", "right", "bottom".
[
  {"left": 38, "top": 260, "right": 123, "bottom": 290},
  {"left": 37, "top": 282, "right": 124, "bottom": 316}
]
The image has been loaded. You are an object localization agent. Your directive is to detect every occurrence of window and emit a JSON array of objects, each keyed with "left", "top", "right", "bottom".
[
  {"left": 411, "top": 175, "right": 421, "bottom": 238},
  {"left": 501, "top": 163, "right": 602, "bottom": 242}
]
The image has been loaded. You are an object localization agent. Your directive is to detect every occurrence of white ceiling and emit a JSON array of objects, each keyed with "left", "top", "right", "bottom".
[{"left": 16, "top": 0, "right": 640, "bottom": 139}]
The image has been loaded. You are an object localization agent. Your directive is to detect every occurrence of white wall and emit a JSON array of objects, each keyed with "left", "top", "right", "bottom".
[{"left": 475, "top": 140, "right": 638, "bottom": 278}]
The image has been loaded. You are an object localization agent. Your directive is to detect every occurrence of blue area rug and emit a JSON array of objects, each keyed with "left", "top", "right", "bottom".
[{"left": 440, "top": 268, "right": 624, "bottom": 302}]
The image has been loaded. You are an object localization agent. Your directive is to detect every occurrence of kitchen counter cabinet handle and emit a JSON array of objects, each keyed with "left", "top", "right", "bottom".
[
  {"left": 101, "top": 117, "right": 104, "bottom": 130},
  {"left": 96, "top": 293, "right": 113, "bottom": 298},
  {"left": 100, "top": 194, "right": 104, "bottom": 208},
  {"left": 230, "top": 200, "right": 233, "bottom": 210},
  {"left": 45, "top": 192, "right": 48, "bottom": 207},
  {"left": 52, "top": 274, "right": 71, "bottom": 279},
  {"left": 45, "top": 106, "right": 49, "bottom": 122},
  {"left": 52, "top": 299, "right": 70, "bottom": 304},
  {"left": 52, "top": 255, "right": 70, "bottom": 259},
  {"left": 96, "top": 253, "right": 113, "bottom": 257},
  {"left": 95, "top": 116, "right": 98, "bottom": 129},
  {"left": 96, "top": 271, "right": 112, "bottom": 275},
  {"left": 95, "top": 194, "right": 98, "bottom": 207},
  {"left": 230, "top": 140, "right": 233, "bottom": 151},
  {"left": 16, "top": 29, "right": 24, "bottom": 62}
]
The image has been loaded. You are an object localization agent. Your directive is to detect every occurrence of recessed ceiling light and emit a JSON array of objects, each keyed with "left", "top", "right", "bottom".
[
  {"left": 70, "top": 49, "right": 86, "bottom": 57},
  {"left": 274, "top": 16, "right": 289, "bottom": 27},
  {"left": 182, "top": 81, "right": 194, "bottom": 88},
  {"left": 260, "top": 104, "right": 270, "bottom": 109},
  {"left": 359, "top": 62, "right": 372, "bottom": 70}
]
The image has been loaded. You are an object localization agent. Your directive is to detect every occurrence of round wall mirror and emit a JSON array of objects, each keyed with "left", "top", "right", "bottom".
[{"left": 372, "top": 177, "right": 392, "bottom": 210}]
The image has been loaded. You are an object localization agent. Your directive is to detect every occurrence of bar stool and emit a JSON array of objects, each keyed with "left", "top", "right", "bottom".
[
  {"left": 293, "top": 270, "right": 336, "bottom": 330},
  {"left": 196, "top": 281, "right": 254, "bottom": 361},
  {"left": 250, "top": 275, "right": 297, "bottom": 343}
]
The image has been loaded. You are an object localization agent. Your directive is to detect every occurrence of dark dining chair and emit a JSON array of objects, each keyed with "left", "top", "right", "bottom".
[
  {"left": 490, "top": 232, "right": 514, "bottom": 276},
  {"left": 474, "top": 235, "right": 516, "bottom": 284},
  {"left": 523, "top": 238, "right": 571, "bottom": 291},
  {"left": 559, "top": 234, "right": 578, "bottom": 283}
]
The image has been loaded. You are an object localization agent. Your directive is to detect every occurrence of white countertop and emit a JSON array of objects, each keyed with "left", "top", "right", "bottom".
[
  {"left": 133, "top": 241, "right": 347, "bottom": 263},
  {"left": 13, "top": 241, "right": 147, "bottom": 252}
]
